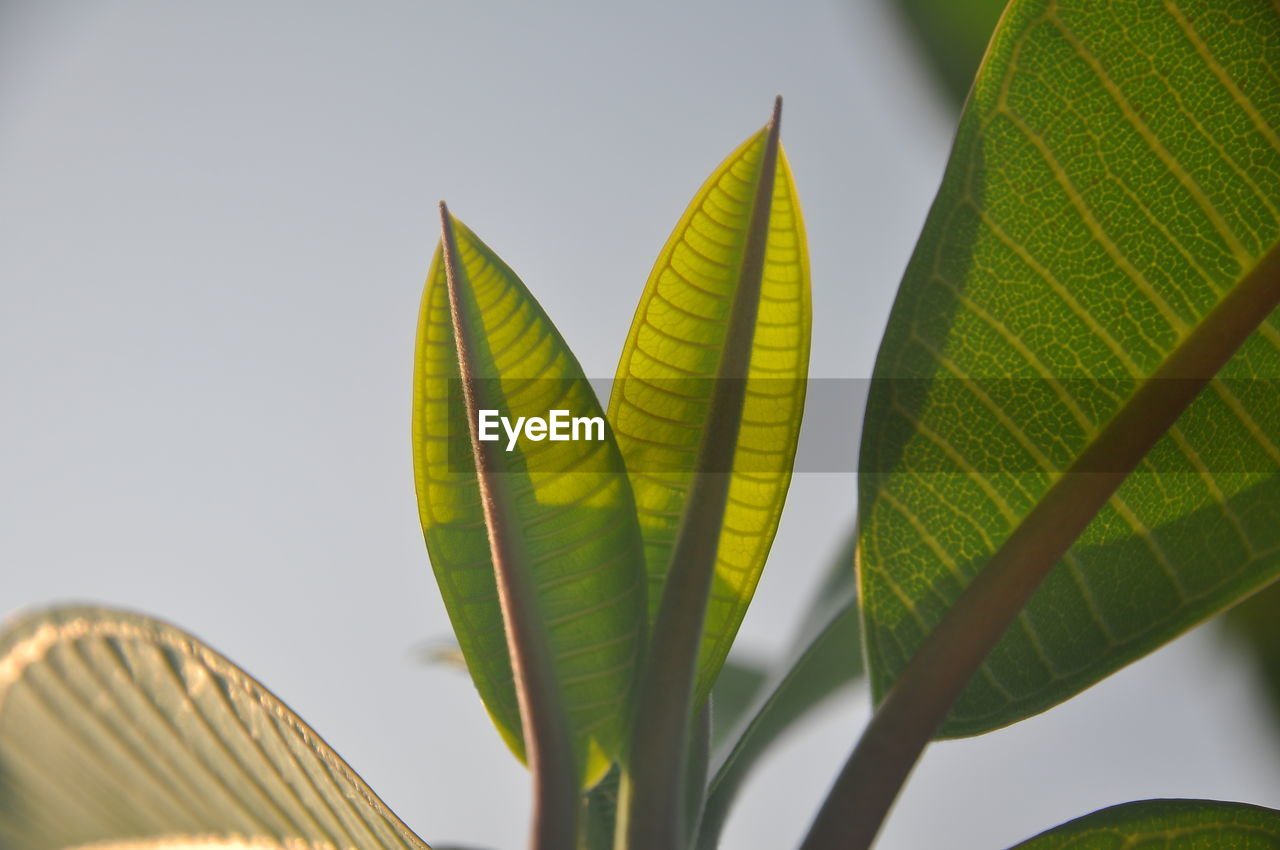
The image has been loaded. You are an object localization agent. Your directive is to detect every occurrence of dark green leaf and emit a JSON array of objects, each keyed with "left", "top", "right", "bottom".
[
  {"left": 1224, "top": 579, "right": 1280, "bottom": 736},
  {"left": 708, "top": 656, "right": 768, "bottom": 750},
  {"left": 1010, "top": 799, "right": 1280, "bottom": 848},
  {"left": 890, "top": 0, "right": 1008, "bottom": 105}
]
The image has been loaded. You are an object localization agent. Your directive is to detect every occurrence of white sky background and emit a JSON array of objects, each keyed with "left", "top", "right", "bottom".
[{"left": 3, "top": 2, "right": 1279, "bottom": 848}]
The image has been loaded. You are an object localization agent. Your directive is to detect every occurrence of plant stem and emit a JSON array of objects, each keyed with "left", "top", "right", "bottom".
[
  {"left": 438, "top": 203, "right": 579, "bottom": 850},
  {"left": 801, "top": 243, "right": 1280, "bottom": 850},
  {"left": 614, "top": 97, "right": 783, "bottom": 850},
  {"left": 683, "top": 703, "right": 711, "bottom": 847}
]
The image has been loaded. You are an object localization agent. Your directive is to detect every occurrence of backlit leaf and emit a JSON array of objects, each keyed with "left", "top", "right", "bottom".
[
  {"left": 606, "top": 108, "right": 810, "bottom": 708},
  {"left": 859, "top": 0, "right": 1280, "bottom": 736},
  {"left": 413, "top": 213, "right": 647, "bottom": 786},
  {"left": 0, "top": 607, "right": 430, "bottom": 850}
]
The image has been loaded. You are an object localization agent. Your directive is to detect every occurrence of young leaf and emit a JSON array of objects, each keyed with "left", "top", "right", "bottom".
[
  {"left": 613, "top": 99, "right": 809, "bottom": 848},
  {"left": 0, "top": 607, "right": 430, "bottom": 850},
  {"left": 859, "top": 0, "right": 1280, "bottom": 739},
  {"left": 607, "top": 98, "right": 811, "bottom": 711},
  {"left": 412, "top": 209, "right": 647, "bottom": 791},
  {"left": 1009, "top": 799, "right": 1280, "bottom": 848}
]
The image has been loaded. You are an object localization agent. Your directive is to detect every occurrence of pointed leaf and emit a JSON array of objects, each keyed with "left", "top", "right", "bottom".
[
  {"left": 412, "top": 213, "right": 647, "bottom": 787},
  {"left": 606, "top": 105, "right": 811, "bottom": 709},
  {"left": 0, "top": 607, "right": 430, "bottom": 850},
  {"left": 859, "top": 0, "right": 1280, "bottom": 737},
  {"left": 1010, "top": 799, "right": 1280, "bottom": 848},
  {"left": 614, "top": 102, "right": 808, "bottom": 848}
]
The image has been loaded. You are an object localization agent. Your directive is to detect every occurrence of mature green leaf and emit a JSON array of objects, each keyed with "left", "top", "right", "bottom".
[
  {"left": 0, "top": 607, "right": 430, "bottom": 850},
  {"left": 890, "top": 0, "right": 1008, "bottom": 106},
  {"left": 606, "top": 104, "right": 811, "bottom": 711},
  {"left": 698, "top": 531, "right": 862, "bottom": 850},
  {"left": 859, "top": 0, "right": 1280, "bottom": 737},
  {"left": 1009, "top": 799, "right": 1280, "bottom": 848},
  {"left": 412, "top": 213, "right": 647, "bottom": 786}
]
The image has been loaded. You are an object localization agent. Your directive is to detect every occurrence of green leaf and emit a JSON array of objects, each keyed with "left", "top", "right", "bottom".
[
  {"left": 1224, "top": 578, "right": 1280, "bottom": 735},
  {"left": 859, "top": 0, "right": 1280, "bottom": 738},
  {"left": 890, "top": 0, "right": 1008, "bottom": 106},
  {"left": 412, "top": 211, "right": 647, "bottom": 787},
  {"left": 613, "top": 100, "right": 809, "bottom": 849},
  {"left": 606, "top": 101, "right": 811, "bottom": 711},
  {"left": 0, "top": 607, "right": 430, "bottom": 850},
  {"left": 698, "top": 531, "right": 862, "bottom": 850},
  {"left": 708, "top": 656, "right": 768, "bottom": 750},
  {"left": 1009, "top": 799, "right": 1280, "bottom": 848}
]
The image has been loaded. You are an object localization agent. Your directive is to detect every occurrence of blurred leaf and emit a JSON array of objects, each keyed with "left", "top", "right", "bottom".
[
  {"left": 1225, "top": 579, "right": 1280, "bottom": 732},
  {"left": 1009, "top": 799, "right": 1280, "bottom": 848},
  {"left": 0, "top": 607, "right": 431, "bottom": 850},
  {"left": 606, "top": 103, "right": 811, "bottom": 711},
  {"left": 708, "top": 657, "right": 768, "bottom": 750},
  {"left": 578, "top": 766, "right": 619, "bottom": 850},
  {"left": 859, "top": 0, "right": 1280, "bottom": 737},
  {"left": 889, "top": 0, "right": 1008, "bottom": 106},
  {"left": 413, "top": 212, "right": 647, "bottom": 787},
  {"left": 698, "top": 531, "right": 862, "bottom": 850},
  {"left": 416, "top": 640, "right": 468, "bottom": 670}
]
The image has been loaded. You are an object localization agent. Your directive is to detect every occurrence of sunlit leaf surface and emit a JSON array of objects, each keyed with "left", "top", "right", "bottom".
[
  {"left": 859, "top": 0, "right": 1280, "bottom": 736},
  {"left": 0, "top": 607, "right": 430, "bottom": 850},
  {"left": 607, "top": 121, "right": 810, "bottom": 708},
  {"left": 413, "top": 215, "right": 647, "bottom": 785}
]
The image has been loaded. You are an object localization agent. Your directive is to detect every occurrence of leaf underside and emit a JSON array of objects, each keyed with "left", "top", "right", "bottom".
[
  {"left": 859, "top": 0, "right": 1280, "bottom": 737},
  {"left": 0, "top": 607, "right": 430, "bottom": 850},
  {"left": 1009, "top": 799, "right": 1280, "bottom": 848},
  {"left": 607, "top": 128, "right": 811, "bottom": 709},
  {"left": 413, "top": 216, "right": 647, "bottom": 785}
]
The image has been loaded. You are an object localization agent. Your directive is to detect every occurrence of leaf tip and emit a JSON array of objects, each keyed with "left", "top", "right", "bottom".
[{"left": 770, "top": 95, "right": 783, "bottom": 131}]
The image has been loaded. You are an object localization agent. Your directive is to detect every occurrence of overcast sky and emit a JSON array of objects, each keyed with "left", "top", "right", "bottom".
[{"left": 3, "top": 2, "right": 1279, "bottom": 848}]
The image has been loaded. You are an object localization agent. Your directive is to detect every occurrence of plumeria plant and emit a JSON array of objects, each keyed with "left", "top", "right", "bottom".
[{"left": 3, "top": 1, "right": 1280, "bottom": 849}]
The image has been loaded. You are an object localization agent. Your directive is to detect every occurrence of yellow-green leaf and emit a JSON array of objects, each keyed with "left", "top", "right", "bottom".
[
  {"left": 412, "top": 213, "right": 647, "bottom": 787},
  {"left": 859, "top": 0, "right": 1280, "bottom": 737},
  {"left": 0, "top": 607, "right": 430, "bottom": 850},
  {"left": 1010, "top": 799, "right": 1280, "bottom": 848},
  {"left": 606, "top": 109, "right": 810, "bottom": 708}
]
